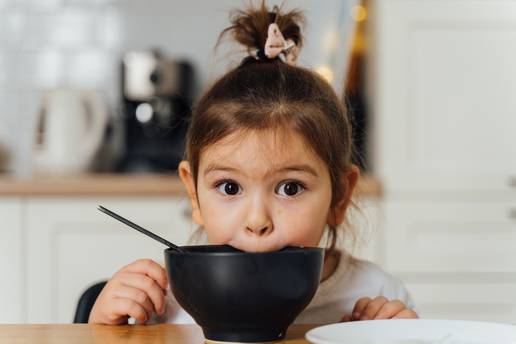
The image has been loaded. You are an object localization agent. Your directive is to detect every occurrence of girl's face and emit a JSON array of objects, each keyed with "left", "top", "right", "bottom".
[{"left": 179, "top": 129, "right": 354, "bottom": 253}]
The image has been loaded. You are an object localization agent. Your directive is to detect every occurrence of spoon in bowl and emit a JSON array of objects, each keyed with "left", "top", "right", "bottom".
[{"left": 98, "top": 205, "right": 187, "bottom": 253}]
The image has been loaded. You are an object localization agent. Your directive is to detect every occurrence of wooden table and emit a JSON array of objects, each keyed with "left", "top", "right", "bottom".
[{"left": 0, "top": 324, "right": 320, "bottom": 343}]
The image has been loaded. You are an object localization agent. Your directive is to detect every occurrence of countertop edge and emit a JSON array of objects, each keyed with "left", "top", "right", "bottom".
[{"left": 0, "top": 173, "right": 381, "bottom": 198}]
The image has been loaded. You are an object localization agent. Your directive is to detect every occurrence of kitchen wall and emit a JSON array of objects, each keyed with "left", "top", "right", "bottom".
[{"left": 0, "top": 0, "right": 358, "bottom": 176}]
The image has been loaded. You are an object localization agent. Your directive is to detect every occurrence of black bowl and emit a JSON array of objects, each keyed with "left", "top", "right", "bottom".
[{"left": 164, "top": 245, "right": 324, "bottom": 343}]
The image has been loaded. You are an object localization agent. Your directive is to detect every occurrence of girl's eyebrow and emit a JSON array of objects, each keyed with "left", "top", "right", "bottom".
[
  {"left": 203, "top": 164, "right": 239, "bottom": 176},
  {"left": 203, "top": 163, "right": 319, "bottom": 177},
  {"left": 277, "top": 165, "right": 319, "bottom": 177}
]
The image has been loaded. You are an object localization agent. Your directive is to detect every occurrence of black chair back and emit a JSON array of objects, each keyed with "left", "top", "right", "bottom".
[{"left": 73, "top": 281, "right": 107, "bottom": 323}]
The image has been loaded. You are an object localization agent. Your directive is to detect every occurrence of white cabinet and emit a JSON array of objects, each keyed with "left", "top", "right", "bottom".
[
  {"left": 405, "top": 279, "right": 516, "bottom": 323},
  {"left": 0, "top": 196, "right": 193, "bottom": 323},
  {"left": 370, "top": 0, "right": 516, "bottom": 322},
  {"left": 371, "top": 0, "right": 516, "bottom": 193},
  {"left": 0, "top": 199, "right": 23, "bottom": 323},
  {"left": 382, "top": 200, "right": 516, "bottom": 273},
  {"left": 383, "top": 200, "right": 516, "bottom": 322}
]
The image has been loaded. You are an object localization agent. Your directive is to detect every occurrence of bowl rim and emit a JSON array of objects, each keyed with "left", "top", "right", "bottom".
[{"left": 165, "top": 244, "right": 324, "bottom": 256}]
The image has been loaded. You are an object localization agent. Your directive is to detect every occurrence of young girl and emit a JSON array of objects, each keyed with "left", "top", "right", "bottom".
[{"left": 89, "top": 2, "right": 418, "bottom": 326}]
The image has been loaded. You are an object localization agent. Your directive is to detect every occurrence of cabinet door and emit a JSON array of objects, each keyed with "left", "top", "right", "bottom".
[
  {"left": 371, "top": 0, "right": 516, "bottom": 192},
  {"left": 25, "top": 197, "right": 193, "bottom": 323},
  {"left": 382, "top": 200, "right": 516, "bottom": 273},
  {"left": 383, "top": 200, "right": 516, "bottom": 322},
  {"left": 0, "top": 199, "right": 23, "bottom": 323},
  {"left": 404, "top": 277, "right": 516, "bottom": 323}
]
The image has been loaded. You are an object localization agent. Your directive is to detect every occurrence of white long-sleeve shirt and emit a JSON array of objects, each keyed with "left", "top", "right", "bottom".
[{"left": 149, "top": 249, "right": 415, "bottom": 324}]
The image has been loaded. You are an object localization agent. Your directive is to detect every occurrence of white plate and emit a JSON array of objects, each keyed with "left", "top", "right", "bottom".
[{"left": 305, "top": 319, "right": 516, "bottom": 344}]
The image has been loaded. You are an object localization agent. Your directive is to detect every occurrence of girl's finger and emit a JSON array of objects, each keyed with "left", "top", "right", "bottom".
[
  {"left": 123, "top": 259, "right": 169, "bottom": 291},
  {"left": 113, "top": 297, "right": 149, "bottom": 324},
  {"left": 119, "top": 272, "right": 166, "bottom": 315},
  {"left": 360, "top": 296, "right": 389, "bottom": 320},
  {"left": 393, "top": 309, "right": 419, "bottom": 319},
  {"left": 373, "top": 299, "right": 406, "bottom": 319},
  {"left": 351, "top": 297, "right": 372, "bottom": 320},
  {"left": 113, "top": 284, "right": 156, "bottom": 318}
]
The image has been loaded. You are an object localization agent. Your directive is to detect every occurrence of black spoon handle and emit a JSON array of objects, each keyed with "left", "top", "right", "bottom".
[{"left": 98, "top": 205, "right": 186, "bottom": 253}]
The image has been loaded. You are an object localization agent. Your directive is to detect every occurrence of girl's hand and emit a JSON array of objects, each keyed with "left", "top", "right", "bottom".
[
  {"left": 340, "top": 296, "right": 418, "bottom": 322},
  {"left": 88, "top": 259, "right": 169, "bottom": 325}
]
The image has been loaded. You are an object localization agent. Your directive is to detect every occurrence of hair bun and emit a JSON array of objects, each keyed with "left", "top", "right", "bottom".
[{"left": 219, "top": 1, "right": 305, "bottom": 62}]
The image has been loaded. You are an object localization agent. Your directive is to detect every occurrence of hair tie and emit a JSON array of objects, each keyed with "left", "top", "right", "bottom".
[
  {"left": 254, "top": 6, "right": 299, "bottom": 65},
  {"left": 264, "top": 23, "right": 299, "bottom": 64}
]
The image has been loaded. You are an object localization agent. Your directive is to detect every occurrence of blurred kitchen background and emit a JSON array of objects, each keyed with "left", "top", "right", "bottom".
[{"left": 1, "top": 0, "right": 516, "bottom": 326}]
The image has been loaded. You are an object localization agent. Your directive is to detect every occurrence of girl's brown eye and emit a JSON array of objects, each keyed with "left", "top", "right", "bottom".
[
  {"left": 284, "top": 183, "right": 298, "bottom": 195},
  {"left": 217, "top": 181, "right": 241, "bottom": 196},
  {"left": 276, "top": 181, "right": 304, "bottom": 197},
  {"left": 225, "top": 183, "right": 239, "bottom": 195}
]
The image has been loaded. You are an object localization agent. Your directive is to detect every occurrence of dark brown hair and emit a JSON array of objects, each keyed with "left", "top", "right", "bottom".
[{"left": 185, "top": 1, "right": 355, "bottom": 252}]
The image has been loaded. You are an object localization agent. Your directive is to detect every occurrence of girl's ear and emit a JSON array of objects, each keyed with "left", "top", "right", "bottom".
[
  {"left": 178, "top": 160, "right": 205, "bottom": 226},
  {"left": 327, "top": 164, "right": 360, "bottom": 226}
]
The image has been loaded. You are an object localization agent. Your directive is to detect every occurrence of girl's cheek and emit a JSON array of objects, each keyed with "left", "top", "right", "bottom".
[
  {"left": 281, "top": 222, "right": 323, "bottom": 247},
  {"left": 202, "top": 195, "right": 246, "bottom": 244},
  {"left": 274, "top": 200, "right": 329, "bottom": 246},
  {"left": 270, "top": 218, "right": 311, "bottom": 246}
]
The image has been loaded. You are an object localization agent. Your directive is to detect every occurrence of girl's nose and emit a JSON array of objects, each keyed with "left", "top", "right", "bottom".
[
  {"left": 245, "top": 197, "right": 273, "bottom": 236},
  {"left": 246, "top": 222, "right": 273, "bottom": 236}
]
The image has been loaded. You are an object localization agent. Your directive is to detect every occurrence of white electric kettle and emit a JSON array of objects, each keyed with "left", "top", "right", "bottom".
[{"left": 33, "top": 89, "right": 108, "bottom": 175}]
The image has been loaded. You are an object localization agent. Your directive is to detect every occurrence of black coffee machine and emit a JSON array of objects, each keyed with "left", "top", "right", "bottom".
[{"left": 116, "top": 50, "right": 194, "bottom": 173}]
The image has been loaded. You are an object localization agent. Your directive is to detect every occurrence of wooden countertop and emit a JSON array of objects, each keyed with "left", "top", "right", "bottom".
[
  {"left": 0, "top": 173, "right": 381, "bottom": 198},
  {"left": 0, "top": 324, "right": 320, "bottom": 343}
]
